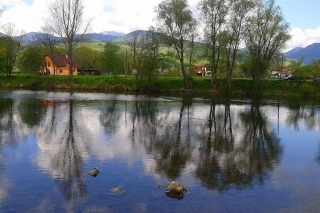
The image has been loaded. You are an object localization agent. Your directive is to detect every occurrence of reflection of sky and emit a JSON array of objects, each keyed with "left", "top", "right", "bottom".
[
  {"left": 271, "top": 127, "right": 320, "bottom": 212},
  {"left": 1, "top": 91, "right": 320, "bottom": 212},
  {"left": 0, "top": 178, "right": 11, "bottom": 204}
]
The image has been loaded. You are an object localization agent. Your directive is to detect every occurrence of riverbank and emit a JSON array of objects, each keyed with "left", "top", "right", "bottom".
[{"left": 1, "top": 75, "right": 320, "bottom": 97}]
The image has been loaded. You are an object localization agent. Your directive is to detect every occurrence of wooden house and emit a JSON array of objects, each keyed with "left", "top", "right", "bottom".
[
  {"left": 192, "top": 65, "right": 211, "bottom": 77},
  {"left": 42, "top": 55, "right": 78, "bottom": 76}
]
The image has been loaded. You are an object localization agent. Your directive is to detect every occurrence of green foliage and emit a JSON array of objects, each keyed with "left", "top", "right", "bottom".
[
  {"left": 310, "top": 60, "right": 320, "bottom": 78},
  {"left": 1, "top": 75, "right": 320, "bottom": 97},
  {"left": 16, "top": 45, "right": 45, "bottom": 73},
  {"left": 0, "top": 36, "right": 21, "bottom": 76},
  {"left": 300, "top": 83, "right": 315, "bottom": 97},
  {"left": 99, "top": 41, "right": 124, "bottom": 75},
  {"left": 74, "top": 46, "right": 100, "bottom": 69},
  {"left": 244, "top": 0, "right": 291, "bottom": 81},
  {"left": 154, "top": 0, "right": 196, "bottom": 88}
]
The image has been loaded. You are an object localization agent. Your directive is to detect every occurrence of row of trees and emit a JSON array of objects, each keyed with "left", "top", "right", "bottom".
[
  {"left": 153, "top": 0, "right": 291, "bottom": 91},
  {"left": 1, "top": 0, "right": 291, "bottom": 92}
]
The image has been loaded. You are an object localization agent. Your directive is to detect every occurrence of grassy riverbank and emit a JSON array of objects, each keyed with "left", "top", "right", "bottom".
[{"left": 1, "top": 74, "right": 320, "bottom": 97}]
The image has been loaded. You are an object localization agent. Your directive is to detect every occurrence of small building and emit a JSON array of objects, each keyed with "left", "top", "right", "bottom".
[
  {"left": 78, "top": 69, "right": 102, "bottom": 76},
  {"left": 41, "top": 55, "right": 78, "bottom": 76},
  {"left": 192, "top": 65, "right": 212, "bottom": 77}
]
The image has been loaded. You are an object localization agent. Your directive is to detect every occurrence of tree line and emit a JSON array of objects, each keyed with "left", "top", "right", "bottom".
[{"left": 0, "top": 0, "right": 310, "bottom": 92}]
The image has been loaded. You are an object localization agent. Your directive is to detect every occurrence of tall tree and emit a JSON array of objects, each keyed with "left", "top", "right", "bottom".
[
  {"left": 74, "top": 46, "right": 100, "bottom": 70},
  {"left": 140, "top": 31, "right": 162, "bottom": 88},
  {"left": 224, "top": 0, "right": 255, "bottom": 91},
  {"left": 16, "top": 45, "right": 45, "bottom": 74},
  {"left": 198, "top": 0, "right": 230, "bottom": 89},
  {"left": 99, "top": 41, "right": 123, "bottom": 76},
  {"left": 244, "top": 0, "right": 290, "bottom": 88},
  {"left": 0, "top": 23, "right": 24, "bottom": 76},
  {"left": 125, "top": 29, "right": 145, "bottom": 88},
  {"left": 35, "top": 26, "right": 58, "bottom": 55},
  {"left": 44, "top": 0, "right": 91, "bottom": 80},
  {"left": 154, "top": 0, "right": 196, "bottom": 90}
]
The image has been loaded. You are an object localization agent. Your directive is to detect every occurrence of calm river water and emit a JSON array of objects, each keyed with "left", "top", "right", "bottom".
[{"left": 0, "top": 90, "right": 319, "bottom": 213}]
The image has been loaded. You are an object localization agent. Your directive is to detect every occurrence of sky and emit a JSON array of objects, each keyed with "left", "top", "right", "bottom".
[{"left": 0, "top": 0, "right": 319, "bottom": 52}]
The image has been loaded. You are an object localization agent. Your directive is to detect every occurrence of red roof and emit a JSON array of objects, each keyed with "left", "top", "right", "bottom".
[{"left": 47, "top": 55, "right": 78, "bottom": 67}]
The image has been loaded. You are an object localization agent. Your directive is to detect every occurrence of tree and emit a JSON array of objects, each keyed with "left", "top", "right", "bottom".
[
  {"left": 44, "top": 0, "right": 91, "bottom": 80},
  {"left": 154, "top": 0, "right": 196, "bottom": 90},
  {"left": 198, "top": 0, "right": 230, "bottom": 89},
  {"left": 224, "top": 0, "right": 255, "bottom": 91},
  {"left": 310, "top": 60, "right": 320, "bottom": 79},
  {"left": 0, "top": 23, "right": 24, "bottom": 76},
  {"left": 244, "top": 0, "right": 291, "bottom": 88},
  {"left": 35, "top": 26, "right": 58, "bottom": 55},
  {"left": 16, "top": 45, "right": 45, "bottom": 74},
  {"left": 99, "top": 41, "right": 124, "bottom": 76},
  {"left": 74, "top": 46, "right": 100, "bottom": 69},
  {"left": 140, "top": 31, "right": 162, "bottom": 88},
  {"left": 125, "top": 29, "right": 145, "bottom": 88}
]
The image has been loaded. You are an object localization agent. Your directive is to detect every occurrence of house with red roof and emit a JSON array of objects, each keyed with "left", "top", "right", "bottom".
[{"left": 42, "top": 55, "right": 78, "bottom": 76}]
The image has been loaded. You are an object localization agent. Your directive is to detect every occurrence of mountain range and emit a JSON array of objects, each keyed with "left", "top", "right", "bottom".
[
  {"left": 285, "top": 43, "right": 320, "bottom": 65},
  {"left": 3, "top": 31, "right": 320, "bottom": 65}
]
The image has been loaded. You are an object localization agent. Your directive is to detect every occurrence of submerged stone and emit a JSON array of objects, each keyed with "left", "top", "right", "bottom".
[{"left": 88, "top": 167, "right": 99, "bottom": 177}]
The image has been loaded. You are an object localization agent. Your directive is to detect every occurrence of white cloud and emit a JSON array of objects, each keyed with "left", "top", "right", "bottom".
[
  {"left": 286, "top": 27, "right": 320, "bottom": 51},
  {"left": 0, "top": 0, "right": 47, "bottom": 33},
  {"left": 0, "top": 0, "right": 319, "bottom": 52}
]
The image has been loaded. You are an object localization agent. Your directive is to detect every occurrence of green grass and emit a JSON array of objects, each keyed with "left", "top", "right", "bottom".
[{"left": 1, "top": 74, "right": 320, "bottom": 98}]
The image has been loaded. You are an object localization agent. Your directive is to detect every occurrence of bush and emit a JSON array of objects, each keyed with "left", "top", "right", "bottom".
[{"left": 300, "top": 83, "right": 315, "bottom": 97}]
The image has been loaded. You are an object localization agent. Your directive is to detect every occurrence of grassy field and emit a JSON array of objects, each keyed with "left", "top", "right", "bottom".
[{"left": 1, "top": 74, "right": 320, "bottom": 98}]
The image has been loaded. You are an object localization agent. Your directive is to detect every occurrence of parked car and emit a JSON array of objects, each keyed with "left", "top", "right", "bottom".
[{"left": 284, "top": 74, "right": 295, "bottom": 80}]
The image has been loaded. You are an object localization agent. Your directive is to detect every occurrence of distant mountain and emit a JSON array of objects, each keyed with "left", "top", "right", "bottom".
[
  {"left": 285, "top": 47, "right": 300, "bottom": 56},
  {"left": 100, "top": 31, "right": 125, "bottom": 37},
  {"left": 285, "top": 43, "right": 320, "bottom": 65},
  {"left": 84, "top": 33, "right": 120, "bottom": 41},
  {"left": 113, "top": 30, "right": 148, "bottom": 44},
  {"left": 8, "top": 32, "right": 122, "bottom": 43}
]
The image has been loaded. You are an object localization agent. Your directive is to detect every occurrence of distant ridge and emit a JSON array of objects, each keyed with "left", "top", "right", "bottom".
[
  {"left": 84, "top": 33, "right": 120, "bottom": 41},
  {"left": 2, "top": 30, "right": 320, "bottom": 65},
  {"left": 285, "top": 43, "right": 320, "bottom": 65},
  {"left": 113, "top": 30, "right": 148, "bottom": 44},
  {"left": 100, "top": 31, "right": 125, "bottom": 37}
]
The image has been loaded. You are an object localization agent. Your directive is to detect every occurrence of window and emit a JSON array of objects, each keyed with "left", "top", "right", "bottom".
[
  {"left": 47, "top": 61, "right": 51, "bottom": 67},
  {"left": 60, "top": 69, "right": 63, "bottom": 73}
]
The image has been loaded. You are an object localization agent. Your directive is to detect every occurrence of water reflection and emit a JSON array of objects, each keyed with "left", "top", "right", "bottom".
[
  {"left": 193, "top": 97, "right": 283, "bottom": 192},
  {"left": 286, "top": 101, "right": 320, "bottom": 131},
  {"left": 0, "top": 91, "right": 320, "bottom": 208}
]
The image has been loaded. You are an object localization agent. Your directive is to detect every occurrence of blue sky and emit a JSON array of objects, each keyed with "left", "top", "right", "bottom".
[
  {"left": 0, "top": 0, "right": 319, "bottom": 51},
  {"left": 277, "top": 0, "right": 320, "bottom": 30}
]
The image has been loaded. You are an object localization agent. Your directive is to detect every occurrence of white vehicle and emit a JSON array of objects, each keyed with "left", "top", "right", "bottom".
[{"left": 205, "top": 71, "right": 212, "bottom": 77}]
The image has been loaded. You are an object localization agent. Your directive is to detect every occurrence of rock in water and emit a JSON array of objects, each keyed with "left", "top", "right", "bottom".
[
  {"left": 88, "top": 167, "right": 99, "bottom": 177},
  {"left": 109, "top": 185, "right": 126, "bottom": 195},
  {"left": 165, "top": 181, "right": 186, "bottom": 199}
]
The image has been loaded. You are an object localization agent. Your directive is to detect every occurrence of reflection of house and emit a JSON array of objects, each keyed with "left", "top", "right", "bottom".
[{"left": 42, "top": 55, "right": 78, "bottom": 75}]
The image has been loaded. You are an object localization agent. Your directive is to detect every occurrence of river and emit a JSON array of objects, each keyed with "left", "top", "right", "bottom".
[{"left": 0, "top": 90, "right": 319, "bottom": 213}]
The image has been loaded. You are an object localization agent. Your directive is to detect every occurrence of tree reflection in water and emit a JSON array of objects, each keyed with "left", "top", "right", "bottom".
[
  {"left": 36, "top": 99, "right": 88, "bottom": 201},
  {"left": 2, "top": 91, "right": 320, "bottom": 212},
  {"left": 131, "top": 94, "right": 193, "bottom": 180},
  {"left": 4, "top": 92, "right": 320, "bottom": 201},
  {"left": 194, "top": 96, "right": 283, "bottom": 192}
]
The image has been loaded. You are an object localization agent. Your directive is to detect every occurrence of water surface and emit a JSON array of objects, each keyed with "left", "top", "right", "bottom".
[{"left": 0, "top": 90, "right": 319, "bottom": 213}]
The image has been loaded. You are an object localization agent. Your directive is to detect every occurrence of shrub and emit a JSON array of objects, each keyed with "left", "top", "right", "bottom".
[{"left": 300, "top": 83, "right": 315, "bottom": 97}]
